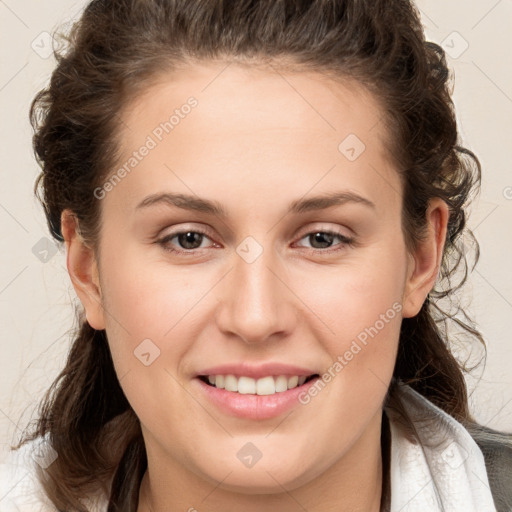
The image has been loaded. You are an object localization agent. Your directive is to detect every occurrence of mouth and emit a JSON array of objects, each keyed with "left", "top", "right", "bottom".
[
  {"left": 195, "top": 372, "right": 321, "bottom": 420},
  {"left": 198, "top": 374, "right": 320, "bottom": 395}
]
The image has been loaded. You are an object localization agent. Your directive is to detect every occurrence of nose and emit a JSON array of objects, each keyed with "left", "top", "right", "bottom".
[{"left": 214, "top": 241, "right": 297, "bottom": 345}]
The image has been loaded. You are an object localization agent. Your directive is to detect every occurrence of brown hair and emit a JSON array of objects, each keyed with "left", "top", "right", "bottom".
[{"left": 18, "top": 0, "right": 508, "bottom": 510}]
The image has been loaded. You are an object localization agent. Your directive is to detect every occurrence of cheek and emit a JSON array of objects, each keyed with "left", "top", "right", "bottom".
[
  {"left": 293, "top": 240, "right": 406, "bottom": 410},
  {"left": 298, "top": 241, "right": 407, "bottom": 344},
  {"left": 100, "top": 247, "right": 206, "bottom": 339},
  {"left": 98, "top": 254, "right": 203, "bottom": 433},
  {"left": 98, "top": 247, "right": 228, "bottom": 423}
]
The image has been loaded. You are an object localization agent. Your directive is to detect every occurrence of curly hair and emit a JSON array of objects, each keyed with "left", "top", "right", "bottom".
[{"left": 18, "top": 0, "right": 507, "bottom": 510}]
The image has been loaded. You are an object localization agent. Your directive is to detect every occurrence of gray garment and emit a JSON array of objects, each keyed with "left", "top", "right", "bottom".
[{"left": 470, "top": 424, "right": 512, "bottom": 512}]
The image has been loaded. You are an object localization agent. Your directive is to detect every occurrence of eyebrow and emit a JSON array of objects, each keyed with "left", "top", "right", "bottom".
[{"left": 135, "top": 191, "right": 376, "bottom": 217}]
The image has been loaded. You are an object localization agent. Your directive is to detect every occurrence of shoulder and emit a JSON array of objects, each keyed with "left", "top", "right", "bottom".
[
  {"left": 385, "top": 383, "right": 502, "bottom": 512},
  {"left": 0, "top": 437, "right": 109, "bottom": 512},
  {"left": 467, "top": 423, "right": 512, "bottom": 512},
  {"left": 0, "top": 438, "right": 57, "bottom": 511},
  {"left": 397, "top": 385, "right": 512, "bottom": 511}
]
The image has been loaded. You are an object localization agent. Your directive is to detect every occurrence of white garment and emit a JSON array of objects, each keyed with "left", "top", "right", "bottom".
[
  {"left": 387, "top": 385, "right": 497, "bottom": 512},
  {"left": 0, "top": 385, "right": 498, "bottom": 511},
  {"left": 0, "top": 437, "right": 106, "bottom": 512},
  {"left": 0, "top": 439, "right": 64, "bottom": 512}
]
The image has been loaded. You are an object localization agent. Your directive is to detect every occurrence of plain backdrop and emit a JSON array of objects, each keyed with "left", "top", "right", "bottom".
[{"left": 1, "top": 0, "right": 511, "bottom": 463}]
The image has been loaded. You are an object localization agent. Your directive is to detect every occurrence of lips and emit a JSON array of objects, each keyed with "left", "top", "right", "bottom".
[
  {"left": 195, "top": 362, "right": 319, "bottom": 380},
  {"left": 194, "top": 362, "right": 321, "bottom": 419}
]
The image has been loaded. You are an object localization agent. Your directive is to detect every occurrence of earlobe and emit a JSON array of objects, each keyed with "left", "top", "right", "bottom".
[
  {"left": 61, "top": 210, "right": 106, "bottom": 330},
  {"left": 402, "top": 198, "right": 449, "bottom": 318}
]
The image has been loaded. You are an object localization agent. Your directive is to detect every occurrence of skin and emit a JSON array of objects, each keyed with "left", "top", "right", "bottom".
[{"left": 61, "top": 61, "right": 448, "bottom": 512}]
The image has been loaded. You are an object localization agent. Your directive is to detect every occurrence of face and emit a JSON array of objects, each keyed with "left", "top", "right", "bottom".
[{"left": 69, "top": 61, "right": 441, "bottom": 494}]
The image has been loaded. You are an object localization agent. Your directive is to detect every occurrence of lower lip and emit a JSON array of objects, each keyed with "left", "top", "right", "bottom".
[{"left": 195, "top": 377, "right": 320, "bottom": 420}]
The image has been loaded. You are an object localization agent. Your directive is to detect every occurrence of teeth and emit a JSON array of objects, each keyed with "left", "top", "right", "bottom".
[
  {"left": 275, "top": 375, "right": 288, "bottom": 392},
  {"left": 204, "top": 374, "right": 312, "bottom": 395},
  {"left": 288, "top": 376, "right": 299, "bottom": 389},
  {"left": 256, "top": 376, "right": 275, "bottom": 396},
  {"left": 224, "top": 375, "right": 238, "bottom": 392},
  {"left": 215, "top": 375, "right": 225, "bottom": 389},
  {"left": 238, "top": 376, "right": 256, "bottom": 394}
]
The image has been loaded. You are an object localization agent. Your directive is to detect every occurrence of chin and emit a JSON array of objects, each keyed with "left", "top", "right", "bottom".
[
  {"left": 210, "top": 471, "right": 305, "bottom": 495},
  {"left": 194, "top": 456, "right": 320, "bottom": 495}
]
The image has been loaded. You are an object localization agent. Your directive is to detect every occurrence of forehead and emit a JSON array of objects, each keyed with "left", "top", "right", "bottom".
[
  {"left": 107, "top": 61, "right": 401, "bottom": 218},
  {"left": 120, "top": 60, "right": 388, "bottom": 147}
]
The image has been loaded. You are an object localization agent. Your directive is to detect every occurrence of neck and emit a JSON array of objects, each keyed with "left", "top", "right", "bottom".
[{"left": 137, "top": 412, "right": 384, "bottom": 512}]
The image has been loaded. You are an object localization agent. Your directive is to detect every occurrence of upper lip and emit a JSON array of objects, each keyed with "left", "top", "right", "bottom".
[{"left": 196, "top": 362, "right": 319, "bottom": 380}]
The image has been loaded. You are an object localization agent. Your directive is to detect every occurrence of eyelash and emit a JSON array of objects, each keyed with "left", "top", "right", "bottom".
[{"left": 156, "top": 228, "right": 356, "bottom": 256}]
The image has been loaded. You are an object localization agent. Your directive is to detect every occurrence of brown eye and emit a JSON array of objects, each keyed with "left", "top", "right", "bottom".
[
  {"left": 158, "top": 229, "right": 215, "bottom": 254},
  {"left": 175, "top": 231, "right": 205, "bottom": 250},
  {"left": 308, "top": 232, "right": 335, "bottom": 249},
  {"left": 296, "top": 230, "right": 354, "bottom": 252}
]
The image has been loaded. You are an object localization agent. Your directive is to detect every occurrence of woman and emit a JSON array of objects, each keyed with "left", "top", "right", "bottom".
[{"left": 1, "top": 0, "right": 511, "bottom": 510}]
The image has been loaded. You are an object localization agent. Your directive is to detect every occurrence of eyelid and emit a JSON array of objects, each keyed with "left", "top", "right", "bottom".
[
  {"left": 294, "top": 222, "right": 354, "bottom": 240},
  {"left": 293, "top": 229, "right": 355, "bottom": 252}
]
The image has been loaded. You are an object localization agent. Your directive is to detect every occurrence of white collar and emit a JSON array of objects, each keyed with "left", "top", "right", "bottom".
[{"left": 387, "top": 384, "right": 497, "bottom": 512}]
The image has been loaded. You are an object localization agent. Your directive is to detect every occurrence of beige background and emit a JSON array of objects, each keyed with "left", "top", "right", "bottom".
[{"left": 1, "top": 0, "right": 511, "bottom": 464}]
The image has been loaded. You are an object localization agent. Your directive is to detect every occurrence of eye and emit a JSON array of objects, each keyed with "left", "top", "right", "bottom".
[
  {"left": 295, "top": 230, "right": 355, "bottom": 253},
  {"left": 157, "top": 229, "right": 216, "bottom": 254}
]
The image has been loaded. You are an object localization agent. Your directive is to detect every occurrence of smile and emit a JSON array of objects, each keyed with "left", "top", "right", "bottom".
[
  {"left": 199, "top": 374, "right": 319, "bottom": 395},
  {"left": 195, "top": 373, "right": 321, "bottom": 420}
]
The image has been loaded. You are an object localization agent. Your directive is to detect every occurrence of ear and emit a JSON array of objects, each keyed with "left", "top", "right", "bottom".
[
  {"left": 402, "top": 198, "right": 449, "bottom": 318},
  {"left": 61, "top": 209, "right": 106, "bottom": 330}
]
